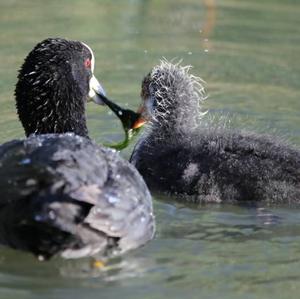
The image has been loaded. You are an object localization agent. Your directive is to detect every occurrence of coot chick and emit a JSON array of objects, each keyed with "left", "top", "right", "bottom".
[
  {"left": 130, "top": 60, "right": 300, "bottom": 203},
  {"left": 0, "top": 38, "right": 154, "bottom": 259}
]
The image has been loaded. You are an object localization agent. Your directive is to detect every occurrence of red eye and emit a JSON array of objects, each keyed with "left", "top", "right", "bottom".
[{"left": 84, "top": 58, "right": 91, "bottom": 68}]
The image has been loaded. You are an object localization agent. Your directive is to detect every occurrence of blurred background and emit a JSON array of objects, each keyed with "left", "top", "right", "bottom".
[{"left": 0, "top": 1, "right": 300, "bottom": 299}]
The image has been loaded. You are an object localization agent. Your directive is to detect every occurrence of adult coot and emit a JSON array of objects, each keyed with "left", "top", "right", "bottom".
[
  {"left": 0, "top": 38, "right": 154, "bottom": 259},
  {"left": 130, "top": 60, "right": 300, "bottom": 203}
]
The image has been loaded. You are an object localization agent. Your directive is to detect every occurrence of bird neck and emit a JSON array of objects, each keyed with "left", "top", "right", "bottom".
[{"left": 15, "top": 76, "right": 89, "bottom": 137}]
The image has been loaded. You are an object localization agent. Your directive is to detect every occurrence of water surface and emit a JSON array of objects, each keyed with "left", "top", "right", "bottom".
[{"left": 0, "top": 0, "right": 300, "bottom": 298}]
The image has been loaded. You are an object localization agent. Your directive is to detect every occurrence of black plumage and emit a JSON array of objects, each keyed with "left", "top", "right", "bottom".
[
  {"left": 15, "top": 38, "right": 91, "bottom": 137},
  {"left": 130, "top": 60, "right": 300, "bottom": 203},
  {"left": 0, "top": 38, "right": 154, "bottom": 259},
  {"left": 0, "top": 134, "right": 153, "bottom": 259}
]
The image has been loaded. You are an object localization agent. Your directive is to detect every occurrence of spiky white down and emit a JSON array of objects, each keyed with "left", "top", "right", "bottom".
[{"left": 146, "top": 59, "right": 208, "bottom": 135}]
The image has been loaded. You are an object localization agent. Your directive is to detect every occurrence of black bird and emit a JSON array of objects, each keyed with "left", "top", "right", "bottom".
[
  {"left": 0, "top": 38, "right": 154, "bottom": 259},
  {"left": 130, "top": 60, "right": 300, "bottom": 203}
]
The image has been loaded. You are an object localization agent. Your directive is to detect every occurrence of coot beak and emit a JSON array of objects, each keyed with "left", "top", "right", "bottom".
[
  {"left": 88, "top": 75, "right": 106, "bottom": 105},
  {"left": 94, "top": 91, "right": 144, "bottom": 131}
]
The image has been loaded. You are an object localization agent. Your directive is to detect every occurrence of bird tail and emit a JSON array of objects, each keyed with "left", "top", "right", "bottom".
[{"left": 0, "top": 194, "right": 92, "bottom": 259}]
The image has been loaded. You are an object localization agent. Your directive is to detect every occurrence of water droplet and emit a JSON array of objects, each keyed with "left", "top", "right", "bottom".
[
  {"left": 26, "top": 179, "right": 36, "bottom": 186},
  {"left": 95, "top": 207, "right": 102, "bottom": 213},
  {"left": 144, "top": 50, "right": 148, "bottom": 54},
  {"left": 204, "top": 49, "right": 209, "bottom": 53},
  {"left": 19, "top": 158, "right": 31, "bottom": 165},
  {"left": 107, "top": 195, "right": 119, "bottom": 204},
  {"left": 118, "top": 111, "right": 123, "bottom": 116},
  {"left": 34, "top": 214, "right": 43, "bottom": 222},
  {"left": 38, "top": 255, "right": 45, "bottom": 261},
  {"left": 131, "top": 196, "right": 138, "bottom": 204},
  {"left": 32, "top": 80, "right": 40, "bottom": 86},
  {"left": 48, "top": 210, "right": 56, "bottom": 220},
  {"left": 188, "top": 51, "right": 192, "bottom": 55},
  {"left": 110, "top": 225, "right": 117, "bottom": 232}
]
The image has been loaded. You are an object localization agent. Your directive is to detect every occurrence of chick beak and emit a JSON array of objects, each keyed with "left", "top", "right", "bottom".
[
  {"left": 88, "top": 75, "right": 106, "bottom": 105},
  {"left": 132, "top": 104, "right": 147, "bottom": 129}
]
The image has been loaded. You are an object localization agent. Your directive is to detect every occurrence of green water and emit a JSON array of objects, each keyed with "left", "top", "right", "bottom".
[{"left": 0, "top": 0, "right": 300, "bottom": 298}]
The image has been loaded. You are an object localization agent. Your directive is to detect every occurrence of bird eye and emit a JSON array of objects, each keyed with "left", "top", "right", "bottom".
[{"left": 84, "top": 59, "right": 92, "bottom": 69}]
